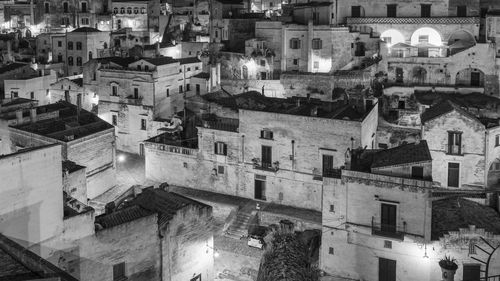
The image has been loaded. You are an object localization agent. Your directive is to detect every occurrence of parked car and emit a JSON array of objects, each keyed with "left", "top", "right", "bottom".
[{"left": 248, "top": 225, "right": 267, "bottom": 249}]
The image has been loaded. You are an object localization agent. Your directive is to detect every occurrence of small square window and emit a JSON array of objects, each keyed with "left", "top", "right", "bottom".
[
  {"left": 384, "top": 240, "right": 392, "bottom": 249},
  {"left": 183, "top": 162, "right": 188, "bottom": 168},
  {"left": 218, "top": 165, "right": 225, "bottom": 174},
  {"left": 328, "top": 247, "right": 334, "bottom": 255},
  {"left": 140, "top": 119, "right": 146, "bottom": 130},
  {"left": 214, "top": 142, "right": 227, "bottom": 155},
  {"left": 260, "top": 130, "right": 273, "bottom": 140},
  {"left": 293, "top": 59, "right": 298, "bottom": 66},
  {"left": 260, "top": 60, "right": 266, "bottom": 66},
  {"left": 187, "top": 67, "right": 191, "bottom": 71},
  {"left": 329, "top": 204, "right": 334, "bottom": 212}
]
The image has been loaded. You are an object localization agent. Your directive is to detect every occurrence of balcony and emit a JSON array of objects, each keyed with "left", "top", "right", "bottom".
[
  {"left": 346, "top": 17, "right": 479, "bottom": 25},
  {"left": 252, "top": 159, "right": 279, "bottom": 172},
  {"left": 322, "top": 168, "right": 342, "bottom": 179},
  {"left": 371, "top": 217, "right": 406, "bottom": 240},
  {"left": 123, "top": 96, "right": 143, "bottom": 106},
  {"left": 200, "top": 115, "right": 239, "bottom": 132}
]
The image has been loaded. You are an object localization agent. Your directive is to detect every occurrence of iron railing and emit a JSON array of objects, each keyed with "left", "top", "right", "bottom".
[
  {"left": 323, "top": 168, "right": 342, "bottom": 179},
  {"left": 371, "top": 217, "right": 406, "bottom": 240}
]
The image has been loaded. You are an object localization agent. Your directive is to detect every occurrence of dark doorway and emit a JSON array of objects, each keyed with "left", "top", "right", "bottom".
[
  {"left": 463, "top": 264, "right": 480, "bottom": 281},
  {"left": 260, "top": 72, "right": 267, "bottom": 80},
  {"left": 396, "top": 68, "right": 403, "bottom": 83},
  {"left": 381, "top": 203, "right": 397, "bottom": 233},
  {"left": 411, "top": 166, "right": 424, "bottom": 179},
  {"left": 255, "top": 177, "right": 266, "bottom": 200},
  {"left": 448, "top": 163, "right": 460, "bottom": 187},
  {"left": 471, "top": 71, "right": 481, "bottom": 86},
  {"left": 379, "top": 258, "right": 396, "bottom": 281}
]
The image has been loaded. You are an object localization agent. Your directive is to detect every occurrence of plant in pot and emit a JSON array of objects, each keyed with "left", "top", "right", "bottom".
[{"left": 439, "top": 255, "right": 458, "bottom": 281}]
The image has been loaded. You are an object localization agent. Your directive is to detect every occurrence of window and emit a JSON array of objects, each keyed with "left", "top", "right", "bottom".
[
  {"left": 30, "top": 92, "right": 34, "bottom": 100},
  {"left": 322, "top": 154, "right": 334, "bottom": 177},
  {"left": 76, "top": 57, "right": 82, "bottom": 66},
  {"left": 384, "top": 240, "right": 392, "bottom": 249},
  {"left": 127, "top": 7, "right": 132, "bottom": 14},
  {"left": 120, "top": 7, "right": 125, "bottom": 14},
  {"left": 61, "top": 17, "right": 70, "bottom": 26},
  {"left": 187, "top": 67, "right": 191, "bottom": 71},
  {"left": 68, "top": 41, "right": 73, "bottom": 50},
  {"left": 379, "top": 258, "right": 396, "bottom": 281},
  {"left": 76, "top": 42, "right": 82, "bottom": 50},
  {"left": 144, "top": 65, "right": 149, "bottom": 71},
  {"left": 68, "top": 56, "right": 74, "bottom": 66},
  {"left": 312, "top": 12, "right": 320, "bottom": 24},
  {"left": 179, "top": 85, "right": 183, "bottom": 93},
  {"left": 81, "top": 1, "right": 87, "bottom": 12},
  {"left": 44, "top": 2, "right": 50, "bottom": 13},
  {"left": 328, "top": 247, "right": 334, "bottom": 255},
  {"left": 112, "top": 115, "right": 117, "bottom": 126},
  {"left": 217, "top": 165, "right": 225, "bottom": 174},
  {"left": 113, "top": 262, "right": 126, "bottom": 281},
  {"left": 179, "top": 68, "right": 182, "bottom": 73},
  {"left": 58, "top": 53, "right": 63, "bottom": 62},
  {"left": 186, "top": 84, "right": 190, "bottom": 91},
  {"left": 289, "top": 38, "right": 300, "bottom": 49},
  {"left": 260, "top": 130, "right": 273, "bottom": 140},
  {"left": 448, "top": 132, "right": 462, "bottom": 155},
  {"left": 387, "top": 4, "right": 397, "bottom": 17},
  {"left": 381, "top": 203, "right": 397, "bottom": 234},
  {"left": 329, "top": 204, "right": 334, "bottom": 212},
  {"left": 411, "top": 166, "right": 424, "bottom": 179},
  {"left": 63, "top": 2, "right": 69, "bottom": 13},
  {"left": 293, "top": 59, "right": 298, "bottom": 65},
  {"left": 254, "top": 175, "right": 266, "bottom": 200},
  {"left": 88, "top": 51, "right": 92, "bottom": 60},
  {"left": 351, "top": 6, "right": 361, "bottom": 18},
  {"left": 260, "top": 60, "right": 266, "bottom": 67},
  {"left": 58, "top": 41, "right": 62, "bottom": 47},
  {"left": 140, "top": 119, "right": 147, "bottom": 130},
  {"left": 113, "top": 7, "right": 118, "bottom": 14},
  {"left": 261, "top": 145, "right": 272, "bottom": 168},
  {"left": 418, "top": 35, "right": 429, "bottom": 43},
  {"left": 133, "top": 88, "right": 139, "bottom": 99},
  {"left": 166, "top": 88, "right": 170, "bottom": 97},
  {"left": 141, "top": 7, "right": 145, "bottom": 14},
  {"left": 195, "top": 66, "right": 199, "bottom": 70},
  {"left": 312, "top": 38, "right": 322, "bottom": 50},
  {"left": 448, "top": 163, "right": 460, "bottom": 187},
  {"left": 457, "top": 5, "right": 467, "bottom": 17},
  {"left": 11, "top": 91, "right": 18, "bottom": 98},
  {"left": 314, "top": 62, "right": 319, "bottom": 69},
  {"left": 134, "top": 7, "right": 139, "bottom": 14},
  {"left": 112, "top": 85, "right": 118, "bottom": 96},
  {"left": 463, "top": 264, "right": 481, "bottom": 281},
  {"left": 496, "top": 135, "right": 500, "bottom": 147},
  {"left": 481, "top": 8, "right": 488, "bottom": 18},
  {"left": 214, "top": 142, "right": 227, "bottom": 155},
  {"left": 421, "top": 4, "right": 431, "bottom": 18},
  {"left": 93, "top": 72, "right": 96, "bottom": 80},
  {"left": 81, "top": 18, "right": 89, "bottom": 25}
]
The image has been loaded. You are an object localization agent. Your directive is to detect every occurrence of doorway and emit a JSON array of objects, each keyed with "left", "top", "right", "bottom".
[
  {"left": 396, "top": 68, "right": 403, "bottom": 83},
  {"left": 381, "top": 203, "right": 397, "bottom": 233},
  {"left": 254, "top": 176, "right": 266, "bottom": 200}
]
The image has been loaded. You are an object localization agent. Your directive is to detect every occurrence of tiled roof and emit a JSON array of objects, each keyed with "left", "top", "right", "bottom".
[
  {"left": 72, "top": 27, "right": 101, "bottom": 33},
  {"left": 431, "top": 197, "right": 500, "bottom": 240},
  {"left": 143, "top": 56, "right": 177, "bottom": 66},
  {"left": 193, "top": 72, "right": 210, "bottom": 79},
  {"left": 95, "top": 188, "right": 211, "bottom": 229},
  {"left": 96, "top": 57, "right": 139, "bottom": 67},
  {"left": 420, "top": 99, "right": 481, "bottom": 124},
  {"left": 0, "top": 63, "right": 29, "bottom": 75},
  {"left": 0, "top": 247, "right": 39, "bottom": 281},
  {"left": 178, "top": 57, "right": 201, "bottom": 65},
  {"left": 371, "top": 140, "right": 432, "bottom": 168}
]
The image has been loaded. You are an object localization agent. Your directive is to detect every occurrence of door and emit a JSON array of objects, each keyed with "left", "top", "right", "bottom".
[
  {"left": 381, "top": 203, "right": 397, "bottom": 233},
  {"left": 260, "top": 72, "right": 267, "bottom": 80},
  {"left": 471, "top": 72, "right": 481, "bottom": 86},
  {"left": 396, "top": 68, "right": 403, "bottom": 83},
  {"left": 322, "top": 154, "right": 334, "bottom": 177},
  {"left": 448, "top": 163, "right": 460, "bottom": 187},
  {"left": 255, "top": 178, "right": 266, "bottom": 200},
  {"left": 379, "top": 258, "right": 396, "bottom": 281},
  {"left": 261, "top": 145, "right": 272, "bottom": 168},
  {"left": 463, "top": 264, "right": 480, "bottom": 281},
  {"left": 196, "top": 84, "right": 200, "bottom": 95},
  {"left": 139, "top": 143, "right": 144, "bottom": 156}
]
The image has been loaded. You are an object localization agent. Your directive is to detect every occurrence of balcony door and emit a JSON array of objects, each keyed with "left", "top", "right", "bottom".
[
  {"left": 322, "top": 154, "right": 334, "bottom": 177},
  {"left": 381, "top": 203, "right": 397, "bottom": 233},
  {"left": 261, "top": 145, "right": 272, "bottom": 168}
]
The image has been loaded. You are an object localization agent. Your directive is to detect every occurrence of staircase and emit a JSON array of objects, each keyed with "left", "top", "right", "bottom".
[{"left": 224, "top": 204, "right": 258, "bottom": 240}]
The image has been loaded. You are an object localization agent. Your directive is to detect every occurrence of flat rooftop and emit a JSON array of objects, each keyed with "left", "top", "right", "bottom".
[
  {"left": 203, "top": 91, "right": 367, "bottom": 121},
  {"left": 11, "top": 101, "right": 113, "bottom": 142}
]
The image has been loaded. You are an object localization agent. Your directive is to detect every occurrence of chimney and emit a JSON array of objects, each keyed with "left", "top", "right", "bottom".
[
  {"left": 15, "top": 109, "right": 23, "bottom": 124},
  {"left": 77, "top": 94, "right": 82, "bottom": 122},
  {"left": 30, "top": 108, "right": 37, "bottom": 123}
]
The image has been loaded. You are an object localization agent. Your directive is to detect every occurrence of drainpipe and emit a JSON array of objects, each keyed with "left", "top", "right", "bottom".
[
  {"left": 485, "top": 130, "right": 489, "bottom": 203},
  {"left": 241, "top": 135, "right": 245, "bottom": 163}
]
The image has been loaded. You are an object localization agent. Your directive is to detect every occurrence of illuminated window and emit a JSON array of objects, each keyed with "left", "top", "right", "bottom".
[
  {"left": 312, "top": 38, "right": 322, "bottom": 49},
  {"left": 418, "top": 35, "right": 429, "bottom": 43},
  {"left": 289, "top": 38, "right": 300, "bottom": 49}
]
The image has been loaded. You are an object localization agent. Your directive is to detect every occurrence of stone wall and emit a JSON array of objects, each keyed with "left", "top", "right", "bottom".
[{"left": 63, "top": 166, "right": 87, "bottom": 203}]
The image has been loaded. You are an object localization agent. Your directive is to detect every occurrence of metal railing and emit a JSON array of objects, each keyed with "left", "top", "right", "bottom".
[
  {"left": 482, "top": 275, "right": 500, "bottom": 281},
  {"left": 323, "top": 168, "right": 342, "bottom": 179},
  {"left": 371, "top": 217, "right": 406, "bottom": 240}
]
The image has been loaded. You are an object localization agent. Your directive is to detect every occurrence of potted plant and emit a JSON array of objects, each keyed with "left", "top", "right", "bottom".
[{"left": 439, "top": 255, "right": 458, "bottom": 281}]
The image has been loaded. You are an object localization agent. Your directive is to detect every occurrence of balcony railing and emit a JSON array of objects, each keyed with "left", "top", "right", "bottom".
[
  {"left": 447, "top": 145, "right": 462, "bottom": 155},
  {"left": 153, "top": 143, "right": 197, "bottom": 156},
  {"left": 346, "top": 17, "right": 479, "bottom": 25},
  {"left": 252, "top": 159, "right": 279, "bottom": 172},
  {"left": 371, "top": 217, "right": 406, "bottom": 240},
  {"left": 202, "top": 120, "right": 239, "bottom": 132},
  {"left": 323, "top": 168, "right": 342, "bottom": 179}
]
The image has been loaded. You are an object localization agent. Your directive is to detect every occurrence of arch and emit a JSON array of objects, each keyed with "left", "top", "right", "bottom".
[
  {"left": 127, "top": 7, "right": 132, "bottom": 14},
  {"left": 380, "top": 29, "right": 405, "bottom": 47},
  {"left": 120, "top": 7, "right": 125, "bottom": 14},
  {"left": 113, "top": 7, "right": 118, "bottom": 14},
  {"left": 456, "top": 68, "right": 485, "bottom": 87},
  {"left": 411, "top": 66, "right": 427, "bottom": 84},
  {"left": 448, "top": 29, "right": 476, "bottom": 46},
  {"left": 410, "top": 27, "right": 443, "bottom": 46}
]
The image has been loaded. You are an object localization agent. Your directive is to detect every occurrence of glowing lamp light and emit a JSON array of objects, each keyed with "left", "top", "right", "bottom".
[
  {"left": 117, "top": 154, "right": 126, "bottom": 163},
  {"left": 214, "top": 251, "right": 220, "bottom": 258}
]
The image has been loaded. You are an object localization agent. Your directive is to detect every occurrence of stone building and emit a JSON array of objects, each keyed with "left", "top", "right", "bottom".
[
  {"left": 145, "top": 92, "right": 378, "bottom": 211},
  {"left": 3, "top": 69, "right": 57, "bottom": 102},
  {"left": 421, "top": 99, "right": 500, "bottom": 192},
  {"left": 320, "top": 141, "right": 500, "bottom": 281},
  {"left": 50, "top": 27, "right": 110, "bottom": 76},
  {"left": 86, "top": 56, "right": 203, "bottom": 154},
  {"left": 0, "top": 62, "right": 38, "bottom": 99},
  {"left": 49, "top": 76, "right": 98, "bottom": 112},
  {"left": 7, "top": 101, "right": 116, "bottom": 199}
]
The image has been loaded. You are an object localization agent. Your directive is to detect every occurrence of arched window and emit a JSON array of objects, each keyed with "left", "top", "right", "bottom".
[
  {"left": 63, "top": 2, "right": 69, "bottom": 13},
  {"left": 120, "top": 7, "right": 125, "bottom": 14},
  {"left": 68, "top": 41, "right": 73, "bottom": 50},
  {"left": 127, "top": 7, "right": 132, "bottom": 14},
  {"left": 144, "top": 65, "right": 149, "bottom": 71},
  {"left": 141, "top": 7, "right": 145, "bottom": 14},
  {"left": 68, "top": 56, "right": 74, "bottom": 66},
  {"left": 134, "top": 7, "right": 139, "bottom": 14},
  {"left": 81, "top": 1, "right": 87, "bottom": 13},
  {"left": 113, "top": 7, "right": 118, "bottom": 14},
  {"left": 88, "top": 51, "right": 92, "bottom": 60},
  {"left": 76, "top": 57, "right": 82, "bottom": 66},
  {"left": 44, "top": 2, "right": 50, "bottom": 13}
]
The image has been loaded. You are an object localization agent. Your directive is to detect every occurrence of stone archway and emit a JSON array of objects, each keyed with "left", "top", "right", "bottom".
[
  {"left": 448, "top": 29, "right": 476, "bottom": 46},
  {"left": 410, "top": 27, "right": 443, "bottom": 47},
  {"left": 412, "top": 66, "right": 427, "bottom": 85},
  {"left": 456, "top": 68, "right": 485, "bottom": 87}
]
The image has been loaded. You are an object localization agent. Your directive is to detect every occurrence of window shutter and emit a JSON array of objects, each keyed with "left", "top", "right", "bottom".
[
  {"left": 289, "top": 39, "right": 293, "bottom": 48},
  {"left": 214, "top": 142, "right": 218, "bottom": 154},
  {"left": 270, "top": 132, "right": 273, "bottom": 139},
  {"left": 260, "top": 130, "right": 264, "bottom": 138},
  {"left": 223, "top": 143, "right": 227, "bottom": 155}
]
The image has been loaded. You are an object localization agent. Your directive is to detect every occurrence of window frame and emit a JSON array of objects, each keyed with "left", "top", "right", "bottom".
[
  {"left": 312, "top": 38, "right": 322, "bottom": 50},
  {"left": 140, "top": 119, "right": 147, "bottom": 130},
  {"left": 214, "top": 141, "right": 228, "bottom": 156},
  {"left": 387, "top": 4, "right": 397, "bottom": 18},
  {"left": 447, "top": 131, "right": 463, "bottom": 155},
  {"left": 289, "top": 38, "right": 300, "bottom": 49}
]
